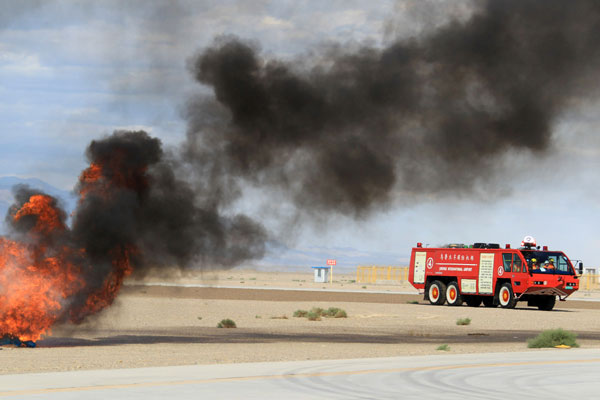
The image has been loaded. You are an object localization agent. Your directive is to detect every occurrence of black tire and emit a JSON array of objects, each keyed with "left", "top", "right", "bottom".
[
  {"left": 498, "top": 283, "right": 517, "bottom": 309},
  {"left": 538, "top": 295, "right": 556, "bottom": 311},
  {"left": 446, "top": 281, "right": 463, "bottom": 306},
  {"left": 482, "top": 296, "right": 497, "bottom": 308},
  {"left": 465, "top": 295, "right": 482, "bottom": 307},
  {"left": 428, "top": 280, "right": 447, "bottom": 305}
]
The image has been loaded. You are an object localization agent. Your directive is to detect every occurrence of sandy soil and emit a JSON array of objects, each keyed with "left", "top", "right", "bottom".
[{"left": 2, "top": 269, "right": 600, "bottom": 374}]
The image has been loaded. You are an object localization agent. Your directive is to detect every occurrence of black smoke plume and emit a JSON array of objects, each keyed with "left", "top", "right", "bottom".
[
  {"left": 72, "top": 130, "right": 266, "bottom": 272},
  {"left": 186, "top": 0, "right": 600, "bottom": 217}
]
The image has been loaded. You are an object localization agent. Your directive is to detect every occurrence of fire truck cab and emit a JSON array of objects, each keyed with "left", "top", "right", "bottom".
[{"left": 409, "top": 236, "right": 582, "bottom": 311}]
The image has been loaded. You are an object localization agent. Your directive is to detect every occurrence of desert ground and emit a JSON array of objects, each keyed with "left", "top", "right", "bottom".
[{"left": 2, "top": 269, "right": 600, "bottom": 374}]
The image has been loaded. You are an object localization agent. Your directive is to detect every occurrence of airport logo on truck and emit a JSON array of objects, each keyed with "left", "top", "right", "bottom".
[{"left": 426, "top": 257, "right": 434, "bottom": 269}]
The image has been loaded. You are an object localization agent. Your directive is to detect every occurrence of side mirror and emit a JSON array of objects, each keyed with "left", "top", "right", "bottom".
[{"left": 578, "top": 262, "right": 583, "bottom": 275}]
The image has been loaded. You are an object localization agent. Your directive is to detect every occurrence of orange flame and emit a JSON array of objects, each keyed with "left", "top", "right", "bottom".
[
  {"left": 0, "top": 167, "right": 139, "bottom": 343},
  {"left": 13, "top": 194, "right": 65, "bottom": 235},
  {"left": 0, "top": 237, "right": 84, "bottom": 341}
]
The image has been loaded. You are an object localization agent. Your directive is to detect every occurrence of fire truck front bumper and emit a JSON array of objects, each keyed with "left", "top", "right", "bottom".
[{"left": 520, "top": 282, "right": 578, "bottom": 301}]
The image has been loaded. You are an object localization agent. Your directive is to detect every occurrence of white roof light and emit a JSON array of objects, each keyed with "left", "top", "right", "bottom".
[{"left": 521, "top": 235, "right": 537, "bottom": 247}]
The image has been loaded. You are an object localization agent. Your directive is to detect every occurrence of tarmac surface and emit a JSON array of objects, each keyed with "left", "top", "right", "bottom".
[{"left": 2, "top": 349, "right": 599, "bottom": 399}]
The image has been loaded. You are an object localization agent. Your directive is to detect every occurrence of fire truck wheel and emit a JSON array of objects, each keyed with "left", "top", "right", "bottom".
[
  {"left": 482, "top": 296, "right": 497, "bottom": 307},
  {"left": 538, "top": 295, "right": 556, "bottom": 311},
  {"left": 498, "top": 283, "right": 517, "bottom": 308},
  {"left": 465, "top": 296, "right": 482, "bottom": 307},
  {"left": 446, "top": 282, "right": 463, "bottom": 306},
  {"left": 428, "top": 280, "right": 447, "bottom": 305}
]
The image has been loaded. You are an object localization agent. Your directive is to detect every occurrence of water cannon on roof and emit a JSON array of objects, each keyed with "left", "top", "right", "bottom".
[
  {"left": 521, "top": 235, "right": 537, "bottom": 249},
  {"left": 472, "top": 243, "right": 500, "bottom": 249}
]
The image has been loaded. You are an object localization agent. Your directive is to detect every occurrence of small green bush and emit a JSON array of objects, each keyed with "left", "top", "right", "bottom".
[
  {"left": 437, "top": 344, "right": 450, "bottom": 351},
  {"left": 310, "top": 307, "right": 324, "bottom": 316},
  {"left": 307, "top": 311, "right": 321, "bottom": 321},
  {"left": 528, "top": 328, "right": 579, "bottom": 348},
  {"left": 456, "top": 318, "right": 471, "bottom": 326},
  {"left": 295, "top": 306, "right": 347, "bottom": 319},
  {"left": 323, "top": 307, "right": 343, "bottom": 317},
  {"left": 293, "top": 309, "right": 308, "bottom": 318},
  {"left": 217, "top": 319, "right": 237, "bottom": 328}
]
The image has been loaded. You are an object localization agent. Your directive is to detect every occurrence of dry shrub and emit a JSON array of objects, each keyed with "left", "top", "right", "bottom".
[
  {"left": 293, "top": 310, "right": 308, "bottom": 317},
  {"left": 307, "top": 311, "right": 321, "bottom": 321},
  {"left": 217, "top": 319, "right": 237, "bottom": 328},
  {"left": 528, "top": 329, "right": 579, "bottom": 348}
]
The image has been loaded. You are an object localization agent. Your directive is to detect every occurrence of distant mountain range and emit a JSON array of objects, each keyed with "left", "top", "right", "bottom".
[{"left": 0, "top": 177, "right": 76, "bottom": 232}]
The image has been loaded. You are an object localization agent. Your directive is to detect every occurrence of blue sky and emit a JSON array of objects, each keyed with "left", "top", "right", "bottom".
[{"left": 1, "top": 1, "right": 599, "bottom": 269}]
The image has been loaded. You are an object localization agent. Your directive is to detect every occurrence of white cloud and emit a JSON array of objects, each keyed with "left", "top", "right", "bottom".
[
  {"left": 329, "top": 9, "right": 368, "bottom": 28},
  {"left": 63, "top": 107, "right": 99, "bottom": 118},
  {"left": 0, "top": 50, "right": 51, "bottom": 75},
  {"left": 261, "top": 15, "right": 293, "bottom": 29}
]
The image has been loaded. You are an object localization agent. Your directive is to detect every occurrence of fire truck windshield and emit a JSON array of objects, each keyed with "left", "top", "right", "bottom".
[{"left": 520, "top": 251, "right": 574, "bottom": 275}]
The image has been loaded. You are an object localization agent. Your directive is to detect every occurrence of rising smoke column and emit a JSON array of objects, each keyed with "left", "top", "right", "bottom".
[
  {"left": 186, "top": 0, "right": 600, "bottom": 217},
  {"left": 0, "top": 131, "right": 266, "bottom": 341}
]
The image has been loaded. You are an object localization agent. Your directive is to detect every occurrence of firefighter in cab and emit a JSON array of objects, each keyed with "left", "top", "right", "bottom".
[{"left": 530, "top": 258, "right": 539, "bottom": 271}]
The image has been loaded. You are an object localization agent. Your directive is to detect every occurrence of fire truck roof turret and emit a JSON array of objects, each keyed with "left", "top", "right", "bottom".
[{"left": 520, "top": 235, "right": 536, "bottom": 248}]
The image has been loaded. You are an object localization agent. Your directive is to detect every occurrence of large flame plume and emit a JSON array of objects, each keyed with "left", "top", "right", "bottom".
[{"left": 0, "top": 131, "right": 266, "bottom": 343}]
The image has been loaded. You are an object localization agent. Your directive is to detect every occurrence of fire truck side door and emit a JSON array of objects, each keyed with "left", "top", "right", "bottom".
[{"left": 511, "top": 253, "right": 528, "bottom": 291}]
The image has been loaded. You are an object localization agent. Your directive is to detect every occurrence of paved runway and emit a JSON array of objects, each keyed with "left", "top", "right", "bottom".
[{"left": 2, "top": 349, "right": 599, "bottom": 399}]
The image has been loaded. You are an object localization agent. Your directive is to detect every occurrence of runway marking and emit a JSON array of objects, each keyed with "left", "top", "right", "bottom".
[{"left": 2, "top": 357, "right": 600, "bottom": 397}]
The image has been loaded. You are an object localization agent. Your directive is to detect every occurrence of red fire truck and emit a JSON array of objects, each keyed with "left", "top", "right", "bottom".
[{"left": 409, "top": 236, "right": 582, "bottom": 311}]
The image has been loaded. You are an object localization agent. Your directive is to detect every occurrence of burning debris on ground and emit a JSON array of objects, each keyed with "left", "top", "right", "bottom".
[{"left": 0, "top": 334, "right": 36, "bottom": 348}]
